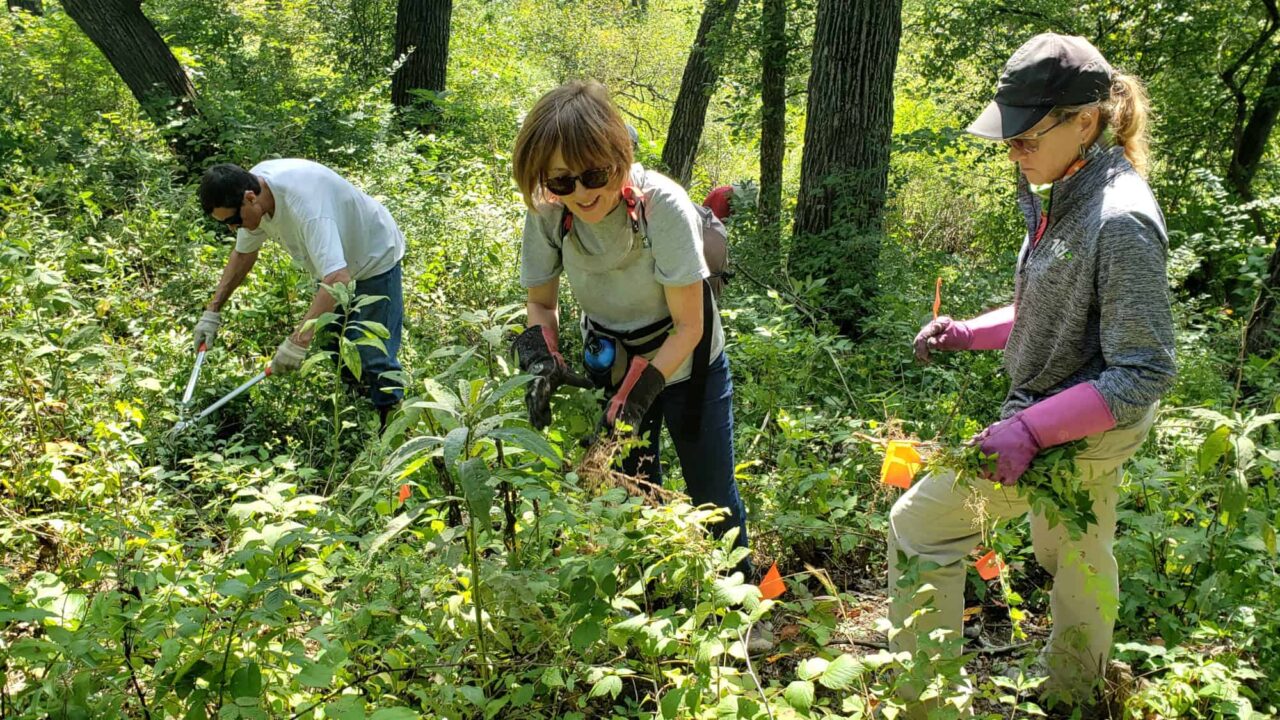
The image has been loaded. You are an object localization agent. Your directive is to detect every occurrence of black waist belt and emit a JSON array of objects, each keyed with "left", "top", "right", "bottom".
[{"left": 584, "top": 280, "right": 714, "bottom": 440}]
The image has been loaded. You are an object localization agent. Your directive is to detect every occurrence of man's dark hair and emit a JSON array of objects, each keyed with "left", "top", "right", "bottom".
[{"left": 199, "top": 163, "right": 261, "bottom": 215}]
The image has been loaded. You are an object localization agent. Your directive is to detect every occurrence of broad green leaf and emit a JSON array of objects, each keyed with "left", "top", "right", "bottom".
[
  {"left": 659, "top": 688, "right": 686, "bottom": 719},
  {"left": 385, "top": 435, "right": 444, "bottom": 475},
  {"left": 229, "top": 662, "right": 262, "bottom": 699},
  {"left": 474, "top": 374, "right": 532, "bottom": 415},
  {"left": 541, "top": 666, "right": 564, "bottom": 688},
  {"left": 296, "top": 661, "right": 333, "bottom": 688},
  {"left": 352, "top": 294, "right": 389, "bottom": 311},
  {"left": 458, "top": 686, "right": 486, "bottom": 707},
  {"left": 1198, "top": 425, "right": 1231, "bottom": 474},
  {"left": 797, "top": 657, "right": 828, "bottom": 681},
  {"left": 443, "top": 426, "right": 469, "bottom": 473},
  {"left": 570, "top": 621, "right": 601, "bottom": 650},
  {"left": 819, "top": 654, "right": 864, "bottom": 690},
  {"left": 483, "top": 426, "right": 560, "bottom": 465},
  {"left": 366, "top": 506, "right": 426, "bottom": 556},
  {"left": 458, "top": 458, "right": 493, "bottom": 519},
  {"left": 216, "top": 579, "right": 250, "bottom": 600},
  {"left": 1221, "top": 474, "right": 1248, "bottom": 518},
  {"left": 339, "top": 339, "right": 362, "bottom": 381},
  {"left": 589, "top": 674, "right": 622, "bottom": 699},
  {"left": 369, "top": 708, "right": 419, "bottom": 720},
  {"left": 785, "top": 680, "right": 815, "bottom": 711}
]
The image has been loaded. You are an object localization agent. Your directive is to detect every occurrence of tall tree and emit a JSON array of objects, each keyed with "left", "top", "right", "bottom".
[
  {"left": 758, "top": 0, "right": 787, "bottom": 230},
  {"left": 661, "top": 0, "right": 741, "bottom": 187},
  {"left": 61, "top": 0, "right": 206, "bottom": 162},
  {"left": 6, "top": 0, "right": 42, "bottom": 14},
  {"left": 1218, "top": 1, "right": 1280, "bottom": 355},
  {"left": 1238, "top": 54, "right": 1280, "bottom": 355},
  {"left": 391, "top": 0, "right": 452, "bottom": 132},
  {"left": 790, "top": 0, "right": 903, "bottom": 334}
]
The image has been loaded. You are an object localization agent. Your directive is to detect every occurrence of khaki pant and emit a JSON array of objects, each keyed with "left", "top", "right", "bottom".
[{"left": 886, "top": 407, "right": 1154, "bottom": 708}]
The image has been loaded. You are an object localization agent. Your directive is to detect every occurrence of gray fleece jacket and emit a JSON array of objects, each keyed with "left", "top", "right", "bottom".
[{"left": 1002, "top": 143, "right": 1176, "bottom": 427}]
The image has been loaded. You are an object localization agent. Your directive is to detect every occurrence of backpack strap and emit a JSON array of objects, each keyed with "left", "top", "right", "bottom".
[
  {"left": 678, "top": 280, "right": 714, "bottom": 441},
  {"left": 558, "top": 185, "right": 649, "bottom": 249}
]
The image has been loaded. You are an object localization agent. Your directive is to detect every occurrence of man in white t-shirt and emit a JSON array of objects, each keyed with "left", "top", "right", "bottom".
[{"left": 194, "top": 160, "right": 407, "bottom": 425}]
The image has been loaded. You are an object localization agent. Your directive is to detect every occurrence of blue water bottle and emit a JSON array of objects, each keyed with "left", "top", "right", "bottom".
[{"left": 584, "top": 334, "right": 616, "bottom": 388}]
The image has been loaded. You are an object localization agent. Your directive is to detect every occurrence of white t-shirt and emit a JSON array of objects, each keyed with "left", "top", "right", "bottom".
[
  {"left": 235, "top": 159, "right": 405, "bottom": 281},
  {"left": 520, "top": 164, "right": 725, "bottom": 384}
]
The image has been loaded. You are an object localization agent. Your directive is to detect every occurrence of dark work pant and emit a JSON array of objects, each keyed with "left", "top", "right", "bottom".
[{"left": 621, "top": 352, "right": 752, "bottom": 577}]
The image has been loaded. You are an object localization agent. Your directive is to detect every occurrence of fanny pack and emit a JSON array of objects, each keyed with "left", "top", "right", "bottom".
[{"left": 581, "top": 281, "right": 715, "bottom": 440}]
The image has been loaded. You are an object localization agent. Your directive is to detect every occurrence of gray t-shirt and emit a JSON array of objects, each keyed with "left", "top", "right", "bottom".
[{"left": 520, "top": 164, "right": 725, "bottom": 384}]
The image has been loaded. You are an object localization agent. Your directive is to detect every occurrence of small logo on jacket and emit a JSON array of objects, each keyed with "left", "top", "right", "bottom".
[{"left": 1047, "top": 238, "right": 1072, "bottom": 261}]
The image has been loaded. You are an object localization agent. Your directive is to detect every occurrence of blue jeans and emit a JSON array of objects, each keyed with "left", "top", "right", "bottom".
[
  {"left": 621, "top": 352, "right": 751, "bottom": 576},
  {"left": 324, "top": 262, "right": 404, "bottom": 409}
]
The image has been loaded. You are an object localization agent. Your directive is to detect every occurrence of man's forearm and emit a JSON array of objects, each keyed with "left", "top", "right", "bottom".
[{"left": 207, "top": 250, "right": 258, "bottom": 312}]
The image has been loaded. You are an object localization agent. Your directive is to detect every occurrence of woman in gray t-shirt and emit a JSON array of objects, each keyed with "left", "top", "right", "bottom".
[{"left": 509, "top": 80, "right": 752, "bottom": 584}]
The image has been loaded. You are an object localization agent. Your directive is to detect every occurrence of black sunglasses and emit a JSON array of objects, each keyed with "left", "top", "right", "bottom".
[
  {"left": 544, "top": 167, "right": 612, "bottom": 197},
  {"left": 213, "top": 210, "right": 243, "bottom": 227}
]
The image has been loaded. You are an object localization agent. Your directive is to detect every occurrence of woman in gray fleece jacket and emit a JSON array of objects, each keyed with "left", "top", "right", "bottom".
[{"left": 890, "top": 33, "right": 1177, "bottom": 713}]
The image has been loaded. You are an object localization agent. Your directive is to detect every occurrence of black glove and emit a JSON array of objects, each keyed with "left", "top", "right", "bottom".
[
  {"left": 514, "top": 325, "right": 591, "bottom": 430},
  {"left": 598, "top": 357, "right": 665, "bottom": 434}
]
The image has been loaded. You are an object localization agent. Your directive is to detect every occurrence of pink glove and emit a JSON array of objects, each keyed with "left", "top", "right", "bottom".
[
  {"left": 976, "top": 383, "right": 1117, "bottom": 486},
  {"left": 914, "top": 316, "right": 973, "bottom": 362},
  {"left": 914, "top": 306, "right": 1017, "bottom": 363}
]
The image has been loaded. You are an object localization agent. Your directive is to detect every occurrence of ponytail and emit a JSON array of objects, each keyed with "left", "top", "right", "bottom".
[{"left": 1100, "top": 72, "right": 1151, "bottom": 176}]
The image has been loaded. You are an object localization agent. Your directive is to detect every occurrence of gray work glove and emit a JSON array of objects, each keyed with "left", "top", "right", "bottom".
[
  {"left": 193, "top": 310, "right": 221, "bottom": 352},
  {"left": 272, "top": 337, "right": 308, "bottom": 375}
]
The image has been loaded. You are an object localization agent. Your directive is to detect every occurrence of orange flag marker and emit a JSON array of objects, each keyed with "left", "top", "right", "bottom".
[
  {"left": 759, "top": 562, "right": 786, "bottom": 600},
  {"left": 398, "top": 483, "right": 411, "bottom": 504},
  {"left": 975, "top": 550, "right": 1004, "bottom": 580},
  {"left": 933, "top": 277, "right": 943, "bottom": 320},
  {"left": 880, "top": 440, "right": 922, "bottom": 489}
]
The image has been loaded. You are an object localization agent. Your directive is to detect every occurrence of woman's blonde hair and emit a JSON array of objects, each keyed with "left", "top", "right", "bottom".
[
  {"left": 1055, "top": 71, "right": 1152, "bottom": 176},
  {"left": 513, "top": 80, "right": 634, "bottom": 207}
]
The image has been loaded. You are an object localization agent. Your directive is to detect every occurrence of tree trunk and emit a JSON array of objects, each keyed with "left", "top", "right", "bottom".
[
  {"left": 61, "top": 0, "right": 207, "bottom": 163},
  {"left": 758, "top": 0, "right": 786, "bottom": 230},
  {"left": 1227, "top": 55, "right": 1280, "bottom": 355},
  {"left": 1229, "top": 55, "right": 1280, "bottom": 201},
  {"left": 789, "top": 0, "right": 903, "bottom": 335},
  {"left": 661, "top": 0, "right": 741, "bottom": 187},
  {"left": 1245, "top": 236, "right": 1280, "bottom": 355},
  {"left": 7, "top": 0, "right": 42, "bottom": 15},
  {"left": 391, "top": 0, "right": 452, "bottom": 132}
]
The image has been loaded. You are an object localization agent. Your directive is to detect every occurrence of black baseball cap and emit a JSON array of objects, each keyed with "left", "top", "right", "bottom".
[{"left": 967, "top": 33, "right": 1113, "bottom": 140}]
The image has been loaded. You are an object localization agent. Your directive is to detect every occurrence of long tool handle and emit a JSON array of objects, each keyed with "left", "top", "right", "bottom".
[
  {"left": 181, "top": 345, "right": 208, "bottom": 405},
  {"left": 190, "top": 367, "right": 270, "bottom": 424}
]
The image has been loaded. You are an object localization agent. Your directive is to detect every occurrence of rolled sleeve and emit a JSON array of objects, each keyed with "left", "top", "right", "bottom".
[
  {"left": 1094, "top": 212, "right": 1177, "bottom": 425},
  {"left": 520, "top": 208, "right": 563, "bottom": 288}
]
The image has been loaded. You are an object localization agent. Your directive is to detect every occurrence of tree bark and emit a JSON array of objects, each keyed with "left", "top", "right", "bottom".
[
  {"left": 661, "top": 0, "right": 741, "bottom": 187},
  {"left": 758, "top": 0, "right": 786, "bottom": 230},
  {"left": 61, "top": 0, "right": 207, "bottom": 163},
  {"left": 391, "top": 0, "right": 452, "bottom": 132},
  {"left": 1245, "top": 236, "right": 1280, "bottom": 355},
  {"left": 1227, "top": 54, "right": 1280, "bottom": 355},
  {"left": 790, "top": 0, "right": 903, "bottom": 335},
  {"left": 7, "top": 0, "right": 42, "bottom": 15},
  {"left": 1229, "top": 54, "right": 1280, "bottom": 201}
]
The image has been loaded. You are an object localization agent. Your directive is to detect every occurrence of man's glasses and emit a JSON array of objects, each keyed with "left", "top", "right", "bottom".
[
  {"left": 214, "top": 210, "right": 243, "bottom": 227},
  {"left": 544, "top": 167, "right": 612, "bottom": 197},
  {"left": 1005, "top": 117, "right": 1067, "bottom": 155}
]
